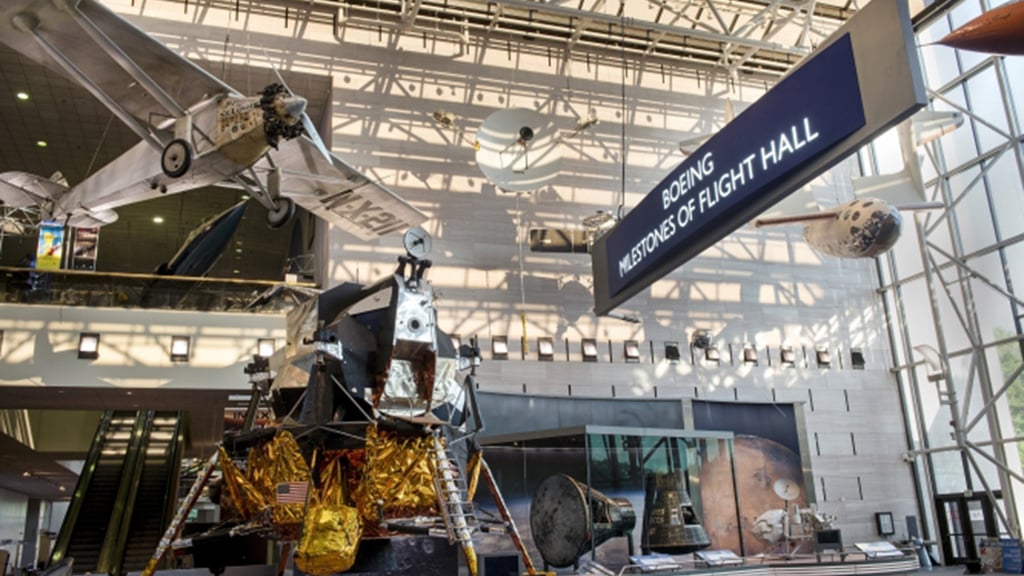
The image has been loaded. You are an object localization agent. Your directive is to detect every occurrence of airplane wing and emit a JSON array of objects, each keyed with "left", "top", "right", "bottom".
[
  {"left": 0, "top": 0, "right": 236, "bottom": 127},
  {"left": 265, "top": 137, "right": 429, "bottom": 240}
]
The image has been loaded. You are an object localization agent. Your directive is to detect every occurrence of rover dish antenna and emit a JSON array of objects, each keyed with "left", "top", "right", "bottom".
[
  {"left": 475, "top": 108, "right": 562, "bottom": 192},
  {"left": 773, "top": 478, "right": 801, "bottom": 502}
]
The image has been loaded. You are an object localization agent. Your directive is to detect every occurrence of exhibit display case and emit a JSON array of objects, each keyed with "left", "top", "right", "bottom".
[{"left": 478, "top": 425, "right": 739, "bottom": 570}]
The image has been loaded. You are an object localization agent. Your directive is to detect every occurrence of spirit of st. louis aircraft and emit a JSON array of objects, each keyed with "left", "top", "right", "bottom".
[{"left": 0, "top": 0, "right": 427, "bottom": 239}]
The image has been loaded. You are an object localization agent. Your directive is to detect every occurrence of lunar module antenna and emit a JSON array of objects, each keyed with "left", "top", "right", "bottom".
[{"left": 398, "top": 226, "right": 433, "bottom": 285}]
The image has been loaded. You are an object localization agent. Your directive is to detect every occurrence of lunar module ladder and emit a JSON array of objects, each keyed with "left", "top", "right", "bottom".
[{"left": 430, "top": 433, "right": 479, "bottom": 575}]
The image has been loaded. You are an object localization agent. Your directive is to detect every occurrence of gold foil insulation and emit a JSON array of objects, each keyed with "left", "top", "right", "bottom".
[
  {"left": 248, "top": 432, "right": 311, "bottom": 526},
  {"left": 218, "top": 431, "right": 310, "bottom": 528},
  {"left": 295, "top": 457, "right": 361, "bottom": 575},
  {"left": 218, "top": 446, "right": 267, "bottom": 519},
  {"left": 351, "top": 424, "right": 438, "bottom": 522}
]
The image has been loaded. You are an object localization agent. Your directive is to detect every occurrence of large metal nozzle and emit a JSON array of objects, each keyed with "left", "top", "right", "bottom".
[{"left": 530, "top": 474, "right": 636, "bottom": 568}]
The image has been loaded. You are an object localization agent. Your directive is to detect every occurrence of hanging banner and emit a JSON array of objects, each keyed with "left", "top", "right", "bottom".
[
  {"left": 36, "top": 221, "right": 65, "bottom": 270},
  {"left": 72, "top": 227, "right": 100, "bottom": 271},
  {"left": 591, "top": 0, "right": 926, "bottom": 315}
]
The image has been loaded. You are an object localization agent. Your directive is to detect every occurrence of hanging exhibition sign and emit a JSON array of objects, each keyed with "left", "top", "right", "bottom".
[{"left": 591, "top": 0, "right": 926, "bottom": 315}]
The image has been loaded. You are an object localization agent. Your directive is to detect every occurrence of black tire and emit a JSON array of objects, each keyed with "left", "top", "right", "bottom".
[
  {"left": 266, "top": 197, "right": 295, "bottom": 229},
  {"left": 161, "top": 138, "right": 192, "bottom": 178}
]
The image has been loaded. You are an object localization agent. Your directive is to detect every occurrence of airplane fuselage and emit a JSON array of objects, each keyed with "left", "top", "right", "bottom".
[
  {"left": 55, "top": 92, "right": 287, "bottom": 225},
  {"left": 803, "top": 198, "right": 903, "bottom": 258}
]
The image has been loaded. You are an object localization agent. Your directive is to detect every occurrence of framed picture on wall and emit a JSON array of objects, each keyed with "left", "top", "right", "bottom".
[{"left": 876, "top": 512, "right": 896, "bottom": 536}]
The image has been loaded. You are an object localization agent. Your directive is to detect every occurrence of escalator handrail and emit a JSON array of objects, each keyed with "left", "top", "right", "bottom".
[
  {"left": 98, "top": 410, "right": 154, "bottom": 576},
  {"left": 161, "top": 412, "right": 185, "bottom": 539},
  {"left": 121, "top": 411, "right": 185, "bottom": 573},
  {"left": 49, "top": 410, "right": 117, "bottom": 565}
]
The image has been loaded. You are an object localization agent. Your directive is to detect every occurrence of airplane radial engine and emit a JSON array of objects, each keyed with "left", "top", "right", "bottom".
[{"left": 260, "top": 83, "right": 305, "bottom": 149}]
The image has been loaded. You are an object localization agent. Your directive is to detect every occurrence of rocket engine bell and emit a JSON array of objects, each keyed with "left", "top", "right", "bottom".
[
  {"left": 641, "top": 471, "right": 711, "bottom": 554},
  {"left": 529, "top": 474, "right": 636, "bottom": 568}
]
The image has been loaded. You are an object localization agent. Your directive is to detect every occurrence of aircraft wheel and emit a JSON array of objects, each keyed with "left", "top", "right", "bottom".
[
  {"left": 161, "top": 139, "right": 192, "bottom": 178},
  {"left": 266, "top": 197, "right": 295, "bottom": 229}
]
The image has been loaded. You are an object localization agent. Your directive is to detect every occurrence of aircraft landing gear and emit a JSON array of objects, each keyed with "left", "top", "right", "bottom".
[
  {"left": 266, "top": 197, "right": 295, "bottom": 229},
  {"left": 161, "top": 138, "right": 192, "bottom": 178}
]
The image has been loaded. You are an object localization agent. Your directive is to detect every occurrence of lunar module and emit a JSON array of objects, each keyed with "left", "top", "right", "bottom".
[{"left": 140, "top": 227, "right": 535, "bottom": 576}]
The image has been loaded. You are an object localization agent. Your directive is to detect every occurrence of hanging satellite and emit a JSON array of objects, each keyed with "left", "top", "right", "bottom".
[{"left": 474, "top": 108, "right": 563, "bottom": 193}]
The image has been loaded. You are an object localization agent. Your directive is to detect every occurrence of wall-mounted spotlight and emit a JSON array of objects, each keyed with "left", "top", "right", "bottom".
[
  {"left": 624, "top": 340, "right": 641, "bottom": 363},
  {"left": 704, "top": 345, "right": 721, "bottom": 364},
  {"left": 816, "top": 347, "right": 832, "bottom": 367},
  {"left": 742, "top": 344, "right": 758, "bottom": 365},
  {"left": 780, "top": 345, "right": 796, "bottom": 367},
  {"left": 581, "top": 338, "right": 599, "bottom": 362},
  {"left": 664, "top": 341, "right": 681, "bottom": 363},
  {"left": 78, "top": 332, "right": 100, "bottom": 360},
  {"left": 257, "top": 338, "right": 276, "bottom": 359},
  {"left": 492, "top": 336, "right": 509, "bottom": 360},
  {"left": 850, "top": 348, "right": 866, "bottom": 369},
  {"left": 538, "top": 337, "right": 555, "bottom": 362},
  {"left": 170, "top": 336, "right": 191, "bottom": 363}
]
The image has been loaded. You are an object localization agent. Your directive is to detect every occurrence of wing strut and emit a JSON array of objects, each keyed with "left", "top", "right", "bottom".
[
  {"left": 11, "top": 12, "right": 165, "bottom": 151},
  {"left": 55, "top": 0, "right": 188, "bottom": 119}
]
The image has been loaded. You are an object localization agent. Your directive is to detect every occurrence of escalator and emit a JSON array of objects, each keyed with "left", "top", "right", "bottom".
[
  {"left": 120, "top": 413, "right": 183, "bottom": 572},
  {"left": 51, "top": 410, "right": 184, "bottom": 576}
]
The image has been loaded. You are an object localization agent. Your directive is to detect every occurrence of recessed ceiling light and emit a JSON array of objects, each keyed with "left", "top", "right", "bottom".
[
  {"left": 232, "top": 269, "right": 241, "bottom": 274},
  {"left": 152, "top": 216, "right": 164, "bottom": 224},
  {"left": 16, "top": 92, "right": 29, "bottom": 100},
  {"left": 36, "top": 140, "right": 47, "bottom": 147},
  {"left": 235, "top": 248, "right": 243, "bottom": 253},
  {"left": 241, "top": 194, "right": 250, "bottom": 200}
]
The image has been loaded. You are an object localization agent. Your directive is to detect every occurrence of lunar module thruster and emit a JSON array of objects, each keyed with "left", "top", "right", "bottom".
[{"left": 140, "top": 227, "right": 537, "bottom": 576}]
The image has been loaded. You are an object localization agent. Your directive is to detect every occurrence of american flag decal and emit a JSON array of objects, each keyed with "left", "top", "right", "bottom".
[{"left": 276, "top": 481, "right": 309, "bottom": 504}]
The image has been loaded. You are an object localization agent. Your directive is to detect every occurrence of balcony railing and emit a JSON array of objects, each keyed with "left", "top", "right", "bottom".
[{"left": 0, "top": 266, "right": 316, "bottom": 313}]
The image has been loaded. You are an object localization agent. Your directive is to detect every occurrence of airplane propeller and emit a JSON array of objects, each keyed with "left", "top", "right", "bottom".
[{"left": 264, "top": 50, "right": 333, "bottom": 164}]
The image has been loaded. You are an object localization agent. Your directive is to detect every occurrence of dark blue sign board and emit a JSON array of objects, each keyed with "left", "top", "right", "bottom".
[
  {"left": 604, "top": 35, "right": 863, "bottom": 299},
  {"left": 1003, "top": 538, "right": 1023, "bottom": 574},
  {"left": 590, "top": 0, "right": 926, "bottom": 315}
]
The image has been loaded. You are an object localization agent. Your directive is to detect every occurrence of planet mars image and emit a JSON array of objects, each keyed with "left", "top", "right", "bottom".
[{"left": 699, "top": 435, "right": 807, "bottom": 555}]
